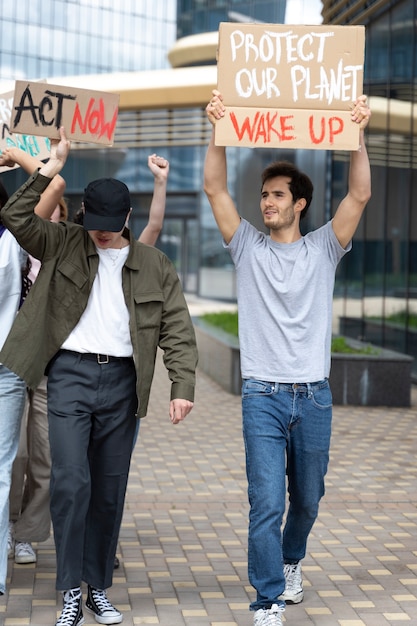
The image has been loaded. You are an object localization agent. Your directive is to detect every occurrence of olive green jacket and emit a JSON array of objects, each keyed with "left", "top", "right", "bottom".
[{"left": 0, "top": 171, "right": 198, "bottom": 418}]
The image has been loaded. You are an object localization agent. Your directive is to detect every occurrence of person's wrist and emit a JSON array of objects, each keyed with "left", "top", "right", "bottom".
[
  {"left": 39, "top": 159, "right": 63, "bottom": 178},
  {"left": 6, "top": 147, "right": 18, "bottom": 163}
]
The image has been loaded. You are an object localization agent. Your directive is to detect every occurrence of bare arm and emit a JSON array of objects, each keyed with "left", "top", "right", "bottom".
[
  {"left": 204, "top": 90, "right": 240, "bottom": 244},
  {"left": 332, "top": 96, "right": 372, "bottom": 249},
  {"left": 39, "top": 128, "right": 71, "bottom": 180},
  {"left": 0, "top": 145, "right": 66, "bottom": 219},
  {"left": 139, "top": 154, "right": 169, "bottom": 245}
]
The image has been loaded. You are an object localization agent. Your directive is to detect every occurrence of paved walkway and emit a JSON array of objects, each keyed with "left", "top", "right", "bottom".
[{"left": 2, "top": 296, "right": 417, "bottom": 626}]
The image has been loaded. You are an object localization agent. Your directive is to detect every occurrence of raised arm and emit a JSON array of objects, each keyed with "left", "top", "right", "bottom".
[
  {"left": 39, "top": 128, "right": 71, "bottom": 179},
  {"left": 0, "top": 145, "right": 66, "bottom": 219},
  {"left": 204, "top": 90, "right": 241, "bottom": 244},
  {"left": 332, "top": 95, "right": 372, "bottom": 249},
  {"left": 0, "top": 128, "right": 71, "bottom": 260},
  {"left": 139, "top": 154, "right": 169, "bottom": 245}
]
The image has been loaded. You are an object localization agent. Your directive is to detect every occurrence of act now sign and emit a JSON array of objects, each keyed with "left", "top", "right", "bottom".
[
  {"left": 10, "top": 80, "right": 120, "bottom": 146},
  {"left": 215, "top": 22, "right": 365, "bottom": 151},
  {"left": 0, "top": 88, "right": 52, "bottom": 173}
]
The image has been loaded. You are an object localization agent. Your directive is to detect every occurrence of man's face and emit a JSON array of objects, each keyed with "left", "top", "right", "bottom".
[
  {"left": 260, "top": 175, "right": 297, "bottom": 232},
  {"left": 87, "top": 228, "right": 126, "bottom": 249}
]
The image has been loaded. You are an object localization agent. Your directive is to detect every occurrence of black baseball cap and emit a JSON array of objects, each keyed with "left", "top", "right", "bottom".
[{"left": 83, "top": 178, "right": 131, "bottom": 232}]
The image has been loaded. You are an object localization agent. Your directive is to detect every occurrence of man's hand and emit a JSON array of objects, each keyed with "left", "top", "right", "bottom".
[
  {"left": 40, "top": 127, "right": 71, "bottom": 179},
  {"left": 350, "top": 95, "right": 371, "bottom": 130},
  {"left": 206, "top": 89, "right": 225, "bottom": 125},
  {"left": 169, "top": 398, "right": 194, "bottom": 424}
]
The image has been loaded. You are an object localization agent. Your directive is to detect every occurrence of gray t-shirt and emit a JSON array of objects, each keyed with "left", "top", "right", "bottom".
[{"left": 226, "top": 218, "right": 351, "bottom": 383}]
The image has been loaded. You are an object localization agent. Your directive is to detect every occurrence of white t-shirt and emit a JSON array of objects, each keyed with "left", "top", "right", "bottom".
[
  {"left": 61, "top": 245, "right": 133, "bottom": 356},
  {"left": 226, "top": 219, "right": 351, "bottom": 383},
  {"left": 0, "top": 229, "right": 27, "bottom": 351}
]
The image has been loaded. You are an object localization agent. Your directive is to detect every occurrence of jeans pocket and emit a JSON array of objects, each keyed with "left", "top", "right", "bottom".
[
  {"left": 242, "top": 379, "right": 274, "bottom": 398},
  {"left": 310, "top": 383, "right": 333, "bottom": 409}
]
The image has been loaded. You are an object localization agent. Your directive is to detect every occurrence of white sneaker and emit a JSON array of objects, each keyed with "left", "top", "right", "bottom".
[
  {"left": 254, "top": 604, "right": 285, "bottom": 626},
  {"left": 14, "top": 541, "right": 37, "bottom": 564},
  {"left": 279, "top": 562, "right": 304, "bottom": 604},
  {"left": 7, "top": 522, "right": 14, "bottom": 558}
]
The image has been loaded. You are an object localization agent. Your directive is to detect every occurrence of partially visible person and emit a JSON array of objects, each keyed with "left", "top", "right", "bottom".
[
  {"left": 0, "top": 157, "right": 65, "bottom": 596},
  {"left": 9, "top": 196, "right": 68, "bottom": 565},
  {"left": 0, "top": 128, "right": 197, "bottom": 626},
  {"left": 139, "top": 153, "right": 169, "bottom": 245},
  {"left": 204, "top": 90, "right": 371, "bottom": 626},
  {"left": 1, "top": 146, "right": 71, "bottom": 566}
]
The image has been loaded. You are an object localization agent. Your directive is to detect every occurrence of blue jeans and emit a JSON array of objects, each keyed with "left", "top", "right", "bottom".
[
  {"left": 0, "top": 365, "right": 26, "bottom": 594},
  {"left": 242, "top": 378, "right": 332, "bottom": 611}
]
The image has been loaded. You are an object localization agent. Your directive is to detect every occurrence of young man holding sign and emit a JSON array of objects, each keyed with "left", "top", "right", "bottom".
[
  {"left": 0, "top": 128, "right": 197, "bottom": 626},
  {"left": 205, "top": 90, "right": 371, "bottom": 626}
]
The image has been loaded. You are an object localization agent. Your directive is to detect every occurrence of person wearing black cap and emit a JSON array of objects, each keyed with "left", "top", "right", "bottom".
[{"left": 0, "top": 128, "right": 198, "bottom": 626}]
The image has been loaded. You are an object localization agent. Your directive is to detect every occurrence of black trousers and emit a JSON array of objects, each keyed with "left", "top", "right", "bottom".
[{"left": 47, "top": 350, "right": 137, "bottom": 591}]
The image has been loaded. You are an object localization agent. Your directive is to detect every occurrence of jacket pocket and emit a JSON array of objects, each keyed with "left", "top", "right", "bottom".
[
  {"left": 50, "top": 259, "right": 89, "bottom": 309},
  {"left": 134, "top": 291, "right": 164, "bottom": 329}
]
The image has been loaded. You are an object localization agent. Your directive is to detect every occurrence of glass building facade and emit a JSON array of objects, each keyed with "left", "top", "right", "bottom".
[
  {"left": 0, "top": 1, "right": 175, "bottom": 77},
  {"left": 177, "top": 0, "right": 286, "bottom": 37},
  {"left": 321, "top": 0, "right": 417, "bottom": 378}
]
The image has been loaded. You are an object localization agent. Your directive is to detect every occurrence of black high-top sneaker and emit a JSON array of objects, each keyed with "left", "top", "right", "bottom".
[
  {"left": 55, "top": 588, "right": 84, "bottom": 626},
  {"left": 86, "top": 585, "right": 123, "bottom": 624}
]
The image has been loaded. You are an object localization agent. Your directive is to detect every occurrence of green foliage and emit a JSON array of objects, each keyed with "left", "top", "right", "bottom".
[
  {"left": 385, "top": 311, "right": 417, "bottom": 329},
  {"left": 330, "top": 336, "right": 378, "bottom": 355},
  {"left": 200, "top": 312, "right": 379, "bottom": 355},
  {"left": 200, "top": 311, "right": 238, "bottom": 336}
]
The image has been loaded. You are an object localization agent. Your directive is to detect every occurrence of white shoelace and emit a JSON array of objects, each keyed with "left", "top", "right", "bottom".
[
  {"left": 283, "top": 563, "right": 302, "bottom": 591},
  {"left": 15, "top": 542, "right": 34, "bottom": 555},
  {"left": 90, "top": 588, "right": 119, "bottom": 615},
  {"left": 254, "top": 603, "right": 284, "bottom": 626},
  {"left": 56, "top": 588, "right": 82, "bottom": 626}
]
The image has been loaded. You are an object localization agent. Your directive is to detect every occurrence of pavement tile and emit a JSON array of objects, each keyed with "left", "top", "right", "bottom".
[{"left": 1, "top": 300, "right": 417, "bottom": 625}]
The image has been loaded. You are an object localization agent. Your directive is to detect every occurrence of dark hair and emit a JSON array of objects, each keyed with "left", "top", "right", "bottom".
[
  {"left": 0, "top": 179, "right": 9, "bottom": 226},
  {"left": 73, "top": 207, "right": 84, "bottom": 225},
  {"left": 261, "top": 161, "right": 313, "bottom": 220}
]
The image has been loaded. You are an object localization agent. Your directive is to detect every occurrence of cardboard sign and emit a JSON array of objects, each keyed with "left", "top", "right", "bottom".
[
  {"left": 215, "top": 23, "right": 365, "bottom": 150},
  {"left": 0, "top": 90, "right": 52, "bottom": 173},
  {"left": 10, "top": 80, "right": 120, "bottom": 146}
]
